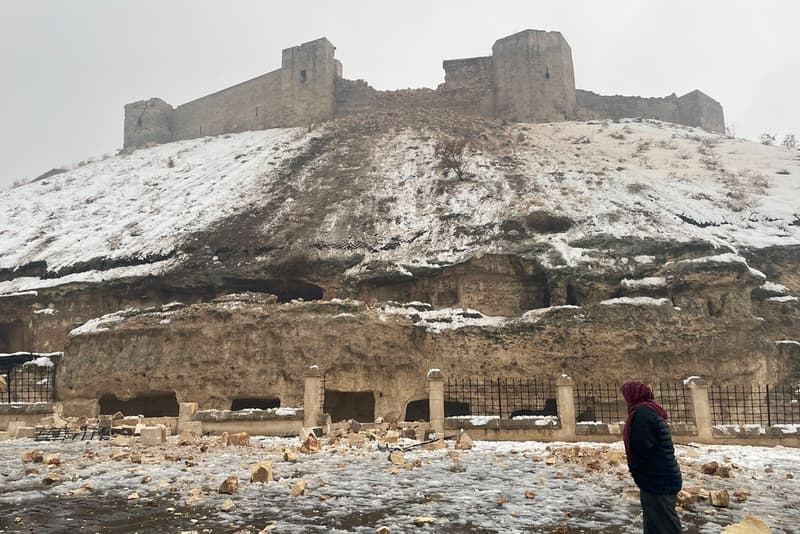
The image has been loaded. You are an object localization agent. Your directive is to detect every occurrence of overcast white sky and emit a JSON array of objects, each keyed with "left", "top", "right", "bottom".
[{"left": 1, "top": 1, "right": 799, "bottom": 188}]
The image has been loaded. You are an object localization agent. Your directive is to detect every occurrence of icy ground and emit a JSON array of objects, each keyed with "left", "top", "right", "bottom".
[{"left": 0, "top": 437, "right": 798, "bottom": 533}]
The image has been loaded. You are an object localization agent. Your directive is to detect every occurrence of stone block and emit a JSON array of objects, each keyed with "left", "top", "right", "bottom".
[
  {"left": 250, "top": 461, "right": 274, "bottom": 483},
  {"left": 7, "top": 421, "right": 25, "bottom": 436},
  {"left": 140, "top": 425, "right": 166, "bottom": 446},
  {"left": 178, "top": 402, "right": 198, "bottom": 422},
  {"left": 182, "top": 421, "right": 203, "bottom": 435},
  {"left": 14, "top": 426, "right": 36, "bottom": 439}
]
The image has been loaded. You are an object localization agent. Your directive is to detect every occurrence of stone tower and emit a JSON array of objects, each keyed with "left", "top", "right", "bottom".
[
  {"left": 491, "top": 30, "right": 576, "bottom": 122},
  {"left": 123, "top": 98, "right": 174, "bottom": 149},
  {"left": 280, "top": 37, "right": 337, "bottom": 126}
]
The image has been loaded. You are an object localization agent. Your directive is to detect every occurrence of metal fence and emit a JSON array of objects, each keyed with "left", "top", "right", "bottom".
[
  {"left": 574, "top": 382, "right": 693, "bottom": 424},
  {"left": 652, "top": 383, "right": 694, "bottom": 424},
  {"left": 444, "top": 378, "right": 556, "bottom": 418},
  {"left": 709, "top": 384, "right": 800, "bottom": 426},
  {"left": 319, "top": 374, "right": 327, "bottom": 412},
  {"left": 0, "top": 354, "right": 58, "bottom": 404},
  {"left": 574, "top": 383, "right": 626, "bottom": 423}
]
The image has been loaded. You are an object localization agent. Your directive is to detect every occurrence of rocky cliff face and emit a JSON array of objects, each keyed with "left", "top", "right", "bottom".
[{"left": 2, "top": 110, "right": 799, "bottom": 415}]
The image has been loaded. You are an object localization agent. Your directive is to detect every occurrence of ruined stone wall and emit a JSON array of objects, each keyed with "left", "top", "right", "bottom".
[
  {"left": 123, "top": 30, "right": 725, "bottom": 149},
  {"left": 124, "top": 38, "right": 336, "bottom": 149},
  {"left": 123, "top": 98, "right": 175, "bottom": 149},
  {"left": 171, "top": 70, "right": 282, "bottom": 141},
  {"left": 576, "top": 90, "right": 680, "bottom": 124},
  {"left": 576, "top": 89, "right": 725, "bottom": 133},
  {"left": 492, "top": 30, "right": 576, "bottom": 122},
  {"left": 678, "top": 90, "right": 725, "bottom": 134},
  {"left": 280, "top": 38, "right": 337, "bottom": 126}
]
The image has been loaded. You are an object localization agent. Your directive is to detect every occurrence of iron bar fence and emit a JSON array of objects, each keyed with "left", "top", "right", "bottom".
[
  {"left": 651, "top": 382, "right": 694, "bottom": 424},
  {"left": 574, "top": 382, "right": 625, "bottom": 423},
  {"left": 709, "top": 384, "right": 800, "bottom": 426},
  {"left": 0, "top": 354, "right": 58, "bottom": 404},
  {"left": 319, "top": 374, "right": 326, "bottom": 412},
  {"left": 574, "top": 382, "right": 693, "bottom": 424},
  {"left": 444, "top": 378, "right": 556, "bottom": 418}
]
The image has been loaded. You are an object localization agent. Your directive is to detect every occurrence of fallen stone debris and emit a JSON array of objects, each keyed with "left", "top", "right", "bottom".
[{"left": 0, "top": 413, "right": 793, "bottom": 532}]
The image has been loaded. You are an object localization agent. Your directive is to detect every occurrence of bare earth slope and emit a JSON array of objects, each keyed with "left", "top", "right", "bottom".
[{"left": 1, "top": 111, "right": 799, "bottom": 296}]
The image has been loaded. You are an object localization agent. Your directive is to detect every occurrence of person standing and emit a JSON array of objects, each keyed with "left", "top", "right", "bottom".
[{"left": 621, "top": 380, "right": 682, "bottom": 533}]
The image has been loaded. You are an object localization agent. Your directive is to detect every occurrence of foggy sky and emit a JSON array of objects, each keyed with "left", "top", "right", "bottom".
[{"left": 2, "top": 0, "right": 799, "bottom": 188}]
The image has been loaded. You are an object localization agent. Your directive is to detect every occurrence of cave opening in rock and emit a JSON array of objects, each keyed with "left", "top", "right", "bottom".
[
  {"left": 444, "top": 400, "right": 471, "bottom": 417},
  {"left": 230, "top": 397, "right": 280, "bottom": 411},
  {"left": 0, "top": 321, "right": 31, "bottom": 353},
  {"left": 404, "top": 399, "right": 429, "bottom": 422},
  {"left": 221, "top": 278, "right": 323, "bottom": 303},
  {"left": 323, "top": 390, "right": 375, "bottom": 422},
  {"left": 566, "top": 284, "right": 579, "bottom": 306},
  {"left": 98, "top": 391, "right": 180, "bottom": 417}
]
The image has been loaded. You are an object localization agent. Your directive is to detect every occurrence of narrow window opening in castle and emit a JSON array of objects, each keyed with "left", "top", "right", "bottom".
[
  {"left": 231, "top": 397, "right": 280, "bottom": 411},
  {"left": 444, "top": 400, "right": 471, "bottom": 417},
  {"left": 300, "top": 69, "right": 307, "bottom": 83},
  {"left": 136, "top": 117, "right": 143, "bottom": 127},
  {"left": 323, "top": 390, "right": 374, "bottom": 422},
  {"left": 98, "top": 391, "right": 180, "bottom": 418},
  {"left": 255, "top": 106, "right": 259, "bottom": 117},
  {"left": 566, "top": 284, "right": 579, "bottom": 306},
  {"left": 404, "top": 399, "right": 429, "bottom": 422},
  {"left": 545, "top": 67, "right": 550, "bottom": 80}
]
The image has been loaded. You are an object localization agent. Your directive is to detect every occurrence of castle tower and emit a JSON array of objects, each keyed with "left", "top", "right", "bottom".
[
  {"left": 123, "top": 98, "right": 174, "bottom": 150},
  {"left": 491, "top": 30, "right": 576, "bottom": 122},
  {"left": 280, "top": 38, "right": 337, "bottom": 125}
]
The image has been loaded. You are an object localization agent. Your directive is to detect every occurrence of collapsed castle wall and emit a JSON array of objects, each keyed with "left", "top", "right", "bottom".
[
  {"left": 124, "top": 38, "right": 336, "bottom": 149},
  {"left": 123, "top": 29, "right": 725, "bottom": 149},
  {"left": 576, "top": 89, "right": 725, "bottom": 133}
]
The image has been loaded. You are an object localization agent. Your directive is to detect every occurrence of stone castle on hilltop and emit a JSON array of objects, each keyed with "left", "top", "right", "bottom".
[{"left": 124, "top": 30, "right": 725, "bottom": 150}]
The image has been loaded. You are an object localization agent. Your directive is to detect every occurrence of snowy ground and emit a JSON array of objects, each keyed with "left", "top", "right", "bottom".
[
  {"left": 2, "top": 118, "right": 799, "bottom": 296},
  {"left": 0, "top": 437, "right": 797, "bottom": 533}
]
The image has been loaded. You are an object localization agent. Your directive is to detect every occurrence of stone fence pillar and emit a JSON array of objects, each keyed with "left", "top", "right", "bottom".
[
  {"left": 556, "top": 374, "right": 576, "bottom": 440},
  {"left": 427, "top": 369, "right": 445, "bottom": 437},
  {"left": 686, "top": 377, "right": 713, "bottom": 442},
  {"left": 304, "top": 365, "right": 323, "bottom": 429},
  {"left": 177, "top": 402, "right": 198, "bottom": 433}
]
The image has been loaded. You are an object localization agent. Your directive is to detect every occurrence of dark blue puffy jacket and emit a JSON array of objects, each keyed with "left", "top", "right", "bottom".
[{"left": 628, "top": 405, "right": 682, "bottom": 494}]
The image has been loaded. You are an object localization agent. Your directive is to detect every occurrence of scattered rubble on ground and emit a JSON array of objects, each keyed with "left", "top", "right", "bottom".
[{"left": 0, "top": 413, "right": 797, "bottom": 532}]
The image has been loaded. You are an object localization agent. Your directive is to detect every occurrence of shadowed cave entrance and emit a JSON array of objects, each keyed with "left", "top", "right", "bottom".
[
  {"left": 221, "top": 278, "right": 323, "bottom": 303},
  {"left": 324, "top": 390, "right": 375, "bottom": 423},
  {"left": 99, "top": 392, "right": 179, "bottom": 417},
  {"left": 231, "top": 397, "right": 280, "bottom": 411},
  {"left": 404, "top": 399, "right": 472, "bottom": 421},
  {"left": 0, "top": 321, "right": 31, "bottom": 353},
  {"left": 357, "top": 255, "right": 551, "bottom": 316}
]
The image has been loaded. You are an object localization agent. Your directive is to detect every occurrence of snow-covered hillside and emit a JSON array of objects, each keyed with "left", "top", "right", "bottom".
[{"left": 1, "top": 115, "right": 798, "bottom": 296}]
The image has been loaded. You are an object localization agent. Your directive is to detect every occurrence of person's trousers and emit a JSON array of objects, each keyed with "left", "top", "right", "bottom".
[{"left": 640, "top": 490, "right": 681, "bottom": 533}]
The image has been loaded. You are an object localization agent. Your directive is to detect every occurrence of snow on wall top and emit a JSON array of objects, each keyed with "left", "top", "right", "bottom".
[{"left": 1, "top": 118, "right": 799, "bottom": 296}]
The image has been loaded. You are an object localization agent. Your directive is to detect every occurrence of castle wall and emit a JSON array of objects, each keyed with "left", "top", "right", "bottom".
[
  {"left": 576, "top": 90, "right": 680, "bottom": 124},
  {"left": 172, "top": 70, "right": 282, "bottom": 141},
  {"left": 123, "top": 98, "right": 174, "bottom": 149},
  {"left": 678, "top": 90, "right": 725, "bottom": 134},
  {"left": 280, "top": 38, "right": 337, "bottom": 126},
  {"left": 576, "top": 89, "right": 725, "bottom": 133},
  {"left": 123, "top": 31, "right": 724, "bottom": 150},
  {"left": 491, "top": 30, "right": 576, "bottom": 122}
]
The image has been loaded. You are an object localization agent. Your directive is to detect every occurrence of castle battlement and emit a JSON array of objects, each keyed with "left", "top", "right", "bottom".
[{"left": 124, "top": 30, "right": 724, "bottom": 150}]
